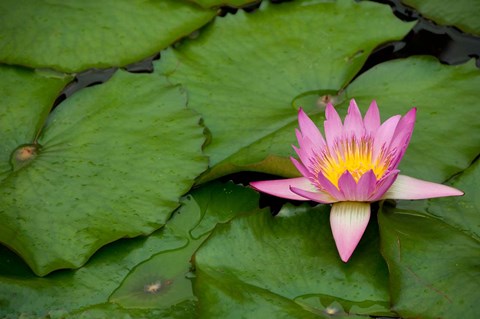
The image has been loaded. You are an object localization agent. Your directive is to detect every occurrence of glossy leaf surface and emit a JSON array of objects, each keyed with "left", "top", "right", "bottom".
[
  {"left": 379, "top": 161, "right": 480, "bottom": 319},
  {"left": 0, "top": 66, "right": 72, "bottom": 178},
  {"left": 0, "top": 70, "right": 207, "bottom": 275},
  {"left": 191, "top": 0, "right": 259, "bottom": 8},
  {"left": 0, "top": 182, "right": 258, "bottom": 317},
  {"left": 194, "top": 204, "right": 393, "bottom": 317},
  {"left": 0, "top": 0, "right": 216, "bottom": 72},
  {"left": 345, "top": 57, "right": 480, "bottom": 183},
  {"left": 158, "top": 0, "right": 414, "bottom": 181},
  {"left": 402, "top": 0, "right": 480, "bottom": 35}
]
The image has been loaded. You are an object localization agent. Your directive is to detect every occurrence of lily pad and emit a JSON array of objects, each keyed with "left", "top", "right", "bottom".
[
  {"left": 427, "top": 160, "right": 480, "bottom": 240},
  {"left": 0, "top": 181, "right": 258, "bottom": 317},
  {"left": 0, "top": 69, "right": 207, "bottom": 275},
  {"left": 64, "top": 303, "right": 185, "bottom": 319},
  {"left": 378, "top": 160, "right": 480, "bottom": 319},
  {"left": 189, "top": 0, "right": 259, "bottom": 8},
  {"left": 109, "top": 181, "right": 260, "bottom": 309},
  {"left": 0, "top": 0, "right": 216, "bottom": 72},
  {"left": 0, "top": 229, "right": 188, "bottom": 318},
  {"left": 345, "top": 57, "right": 480, "bottom": 183},
  {"left": 194, "top": 204, "right": 393, "bottom": 317},
  {"left": 195, "top": 271, "right": 324, "bottom": 319},
  {"left": 158, "top": 0, "right": 414, "bottom": 181},
  {"left": 402, "top": 0, "right": 480, "bottom": 35},
  {"left": 0, "top": 66, "right": 72, "bottom": 179}
]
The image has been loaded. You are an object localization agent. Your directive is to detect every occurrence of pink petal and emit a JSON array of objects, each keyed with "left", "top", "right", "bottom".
[
  {"left": 290, "top": 157, "right": 310, "bottom": 178},
  {"left": 364, "top": 100, "right": 380, "bottom": 135},
  {"left": 290, "top": 186, "right": 338, "bottom": 204},
  {"left": 355, "top": 170, "right": 377, "bottom": 201},
  {"left": 372, "top": 115, "right": 401, "bottom": 160},
  {"left": 343, "top": 99, "right": 365, "bottom": 139},
  {"left": 337, "top": 170, "right": 376, "bottom": 201},
  {"left": 388, "top": 108, "right": 416, "bottom": 168},
  {"left": 381, "top": 175, "right": 464, "bottom": 200},
  {"left": 337, "top": 171, "right": 358, "bottom": 201},
  {"left": 250, "top": 177, "right": 314, "bottom": 201},
  {"left": 369, "top": 169, "right": 399, "bottom": 201},
  {"left": 292, "top": 144, "right": 311, "bottom": 170},
  {"left": 298, "top": 108, "right": 326, "bottom": 148},
  {"left": 330, "top": 202, "right": 371, "bottom": 262},
  {"left": 324, "top": 103, "right": 343, "bottom": 150},
  {"left": 317, "top": 172, "right": 345, "bottom": 200},
  {"left": 295, "top": 129, "right": 321, "bottom": 162}
]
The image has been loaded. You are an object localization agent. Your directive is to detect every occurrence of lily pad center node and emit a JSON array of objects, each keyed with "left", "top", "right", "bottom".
[{"left": 11, "top": 143, "right": 41, "bottom": 171}]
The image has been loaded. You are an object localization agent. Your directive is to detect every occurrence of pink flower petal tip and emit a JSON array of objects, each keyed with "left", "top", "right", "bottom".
[
  {"left": 330, "top": 202, "right": 371, "bottom": 262},
  {"left": 382, "top": 175, "right": 464, "bottom": 200}
]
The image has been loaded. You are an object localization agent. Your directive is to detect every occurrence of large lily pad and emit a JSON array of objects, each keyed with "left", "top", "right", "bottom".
[
  {"left": 378, "top": 161, "right": 480, "bottom": 318},
  {"left": 0, "top": 68, "right": 207, "bottom": 275},
  {"left": 0, "top": 66, "right": 72, "bottom": 178},
  {"left": 345, "top": 57, "right": 480, "bottom": 183},
  {"left": 402, "top": 0, "right": 480, "bottom": 35},
  {"left": 158, "top": 0, "right": 414, "bottom": 181},
  {"left": 194, "top": 204, "right": 393, "bottom": 317},
  {"left": 0, "top": 0, "right": 216, "bottom": 72},
  {"left": 0, "top": 229, "right": 187, "bottom": 318},
  {"left": 109, "top": 181, "right": 260, "bottom": 309},
  {"left": 427, "top": 160, "right": 480, "bottom": 240},
  {"left": 189, "top": 0, "right": 259, "bottom": 8},
  {"left": 0, "top": 181, "right": 258, "bottom": 318}
]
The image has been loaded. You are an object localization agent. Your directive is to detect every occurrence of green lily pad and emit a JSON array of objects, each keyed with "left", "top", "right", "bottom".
[
  {"left": 345, "top": 57, "right": 480, "bottom": 183},
  {"left": 0, "top": 69, "right": 207, "bottom": 276},
  {"left": 0, "top": 181, "right": 258, "bottom": 317},
  {"left": 64, "top": 303, "right": 189, "bottom": 319},
  {"left": 0, "top": 0, "right": 216, "bottom": 72},
  {"left": 157, "top": 0, "right": 414, "bottom": 181},
  {"left": 195, "top": 270, "right": 325, "bottom": 319},
  {"left": 194, "top": 204, "right": 393, "bottom": 317},
  {"left": 427, "top": 160, "right": 480, "bottom": 240},
  {"left": 109, "top": 181, "right": 260, "bottom": 309},
  {"left": 189, "top": 0, "right": 259, "bottom": 8},
  {"left": 378, "top": 161, "right": 480, "bottom": 319},
  {"left": 0, "top": 66, "right": 72, "bottom": 179},
  {"left": 402, "top": 0, "right": 480, "bottom": 35},
  {"left": 0, "top": 229, "right": 188, "bottom": 318}
]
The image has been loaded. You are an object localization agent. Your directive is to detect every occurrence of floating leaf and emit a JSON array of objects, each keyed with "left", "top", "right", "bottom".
[
  {"left": 427, "top": 160, "right": 480, "bottom": 240},
  {"left": 0, "top": 229, "right": 187, "bottom": 318},
  {"left": 0, "top": 0, "right": 216, "bottom": 72},
  {"left": 402, "top": 0, "right": 480, "bottom": 35},
  {"left": 110, "top": 181, "right": 260, "bottom": 309},
  {"left": 0, "top": 65, "right": 72, "bottom": 178},
  {"left": 378, "top": 161, "right": 480, "bottom": 319},
  {"left": 345, "top": 57, "right": 480, "bottom": 183},
  {"left": 158, "top": 0, "right": 414, "bottom": 181},
  {"left": 190, "top": 0, "right": 259, "bottom": 8},
  {"left": 0, "top": 181, "right": 257, "bottom": 317},
  {"left": 195, "top": 270, "right": 325, "bottom": 319},
  {"left": 0, "top": 69, "right": 207, "bottom": 275},
  {"left": 194, "top": 204, "right": 393, "bottom": 317},
  {"left": 64, "top": 303, "right": 190, "bottom": 319}
]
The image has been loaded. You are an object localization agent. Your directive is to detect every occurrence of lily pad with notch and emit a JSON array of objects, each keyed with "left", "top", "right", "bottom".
[{"left": 0, "top": 68, "right": 208, "bottom": 276}]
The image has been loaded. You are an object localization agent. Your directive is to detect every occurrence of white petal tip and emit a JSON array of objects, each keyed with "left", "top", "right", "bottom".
[{"left": 330, "top": 202, "right": 371, "bottom": 262}]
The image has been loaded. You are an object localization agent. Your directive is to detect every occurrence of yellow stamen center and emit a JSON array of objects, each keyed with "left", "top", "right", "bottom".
[{"left": 313, "top": 137, "right": 389, "bottom": 188}]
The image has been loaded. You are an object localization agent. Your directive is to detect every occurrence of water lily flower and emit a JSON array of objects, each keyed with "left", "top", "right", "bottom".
[{"left": 250, "top": 99, "right": 463, "bottom": 262}]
